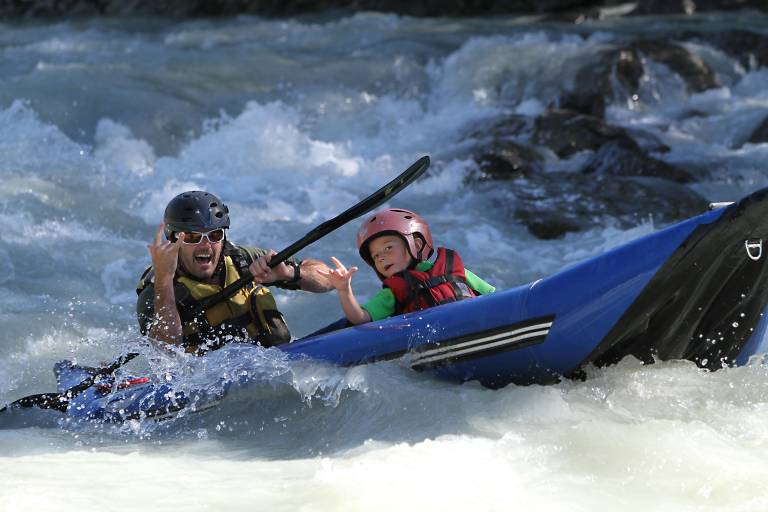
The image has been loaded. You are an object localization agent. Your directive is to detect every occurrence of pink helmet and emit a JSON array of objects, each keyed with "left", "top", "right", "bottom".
[{"left": 357, "top": 208, "right": 434, "bottom": 267}]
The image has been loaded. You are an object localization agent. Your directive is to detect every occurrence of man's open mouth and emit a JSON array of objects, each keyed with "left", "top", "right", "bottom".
[{"left": 194, "top": 252, "right": 213, "bottom": 265}]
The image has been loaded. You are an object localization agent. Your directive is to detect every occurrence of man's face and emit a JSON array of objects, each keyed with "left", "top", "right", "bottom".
[{"left": 176, "top": 229, "right": 224, "bottom": 280}]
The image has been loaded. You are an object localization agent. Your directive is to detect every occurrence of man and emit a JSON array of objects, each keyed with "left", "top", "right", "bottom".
[{"left": 136, "top": 190, "right": 333, "bottom": 354}]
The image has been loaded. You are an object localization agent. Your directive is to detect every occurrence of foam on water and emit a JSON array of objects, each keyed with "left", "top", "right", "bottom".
[{"left": 2, "top": 357, "right": 768, "bottom": 510}]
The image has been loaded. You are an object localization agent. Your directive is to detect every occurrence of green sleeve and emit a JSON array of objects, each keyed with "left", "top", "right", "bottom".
[
  {"left": 464, "top": 269, "right": 496, "bottom": 295},
  {"left": 361, "top": 288, "right": 397, "bottom": 322}
]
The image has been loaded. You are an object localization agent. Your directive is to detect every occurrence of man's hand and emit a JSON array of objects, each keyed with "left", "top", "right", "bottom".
[
  {"left": 147, "top": 223, "right": 182, "bottom": 283},
  {"left": 146, "top": 223, "right": 184, "bottom": 345},
  {"left": 249, "top": 250, "right": 293, "bottom": 284}
]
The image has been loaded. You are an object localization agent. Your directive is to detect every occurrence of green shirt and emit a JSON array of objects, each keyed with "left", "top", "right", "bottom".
[{"left": 361, "top": 261, "right": 495, "bottom": 322}]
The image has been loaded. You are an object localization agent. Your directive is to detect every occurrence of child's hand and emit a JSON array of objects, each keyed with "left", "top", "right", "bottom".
[{"left": 319, "top": 256, "right": 358, "bottom": 291}]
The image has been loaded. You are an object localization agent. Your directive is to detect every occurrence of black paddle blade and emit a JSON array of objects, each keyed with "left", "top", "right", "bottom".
[
  {"left": 0, "top": 352, "right": 141, "bottom": 416},
  {"left": 1, "top": 392, "right": 69, "bottom": 413},
  {"left": 277, "top": 155, "right": 431, "bottom": 260}
]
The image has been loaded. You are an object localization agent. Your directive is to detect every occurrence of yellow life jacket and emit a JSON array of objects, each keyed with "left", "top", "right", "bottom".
[{"left": 136, "top": 246, "right": 291, "bottom": 355}]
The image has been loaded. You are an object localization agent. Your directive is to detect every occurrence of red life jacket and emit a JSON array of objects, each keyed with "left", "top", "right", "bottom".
[{"left": 383, "top": 247, "right": 478, "bottom": 315}]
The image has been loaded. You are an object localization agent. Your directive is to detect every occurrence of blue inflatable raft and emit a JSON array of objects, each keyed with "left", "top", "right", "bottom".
[{"left": 39, "top": 186, "right": 768, "bottom": 422}]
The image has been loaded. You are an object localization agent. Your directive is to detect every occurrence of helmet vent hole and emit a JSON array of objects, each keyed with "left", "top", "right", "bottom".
[
  {"left": 210, "top": 202, "right": 218, "bottom": 208},
  {"left": 215, "top": 212, "right": 223, "bottom": 218},
  {"left": 404, "top": 215, "right": 412, "bottom": 219},
  {"left": 368, "top": 217, "right": 377, "bottom": 223}
]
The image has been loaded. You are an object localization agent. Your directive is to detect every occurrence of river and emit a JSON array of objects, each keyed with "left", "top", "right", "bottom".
[{"left": 1, "top": 11, "right": 768, "bottom": 511}]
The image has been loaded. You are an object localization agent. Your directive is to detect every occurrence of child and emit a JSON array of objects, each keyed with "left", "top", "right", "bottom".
[{"left": 322, "top": 208, "right": 495, "bottom": 325}]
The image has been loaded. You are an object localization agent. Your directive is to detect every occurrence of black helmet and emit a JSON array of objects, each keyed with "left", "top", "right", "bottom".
[{"left": 163, "top": 191, "right": 230, "bottom": 240}]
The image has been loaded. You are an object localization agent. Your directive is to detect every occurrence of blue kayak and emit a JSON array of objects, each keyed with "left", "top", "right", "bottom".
[{"left": 52, "top": 186, "right": 768, "bottom": 422}]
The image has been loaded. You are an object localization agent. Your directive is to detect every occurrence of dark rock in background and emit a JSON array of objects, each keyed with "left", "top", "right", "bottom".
[
  {"left": 749, "top": 116, "right": 768, "bottom": 144},
  {"left": 475, "top": 141, "right": 546, "bottom": 180},
  {"left": 491, "top": 174, "right": 708, "bottom": 239},
  {"left": 466, "top": 105, "right": 704, "bottom": 238},
  {"left": 630, "top": 0, "right": 767, "bottom": 15},
  {"left": 561, "top": 47, "right": 642, "bottom": 119},
  {"left": 560, "top": 40, "right": 718, "bottom": 119},
  {"left": 582, "top": 140, "right": 691, "bottom": 182},
  {"left": 0, "top": 0, "right": 593, "bottom": 18},
  {"left": 466, "top": 116, "right": 546, "bottom": 179},
  {"left": 532, "top": 110, "right": 661, "bottom": 158},
  {"left": 680, "top": 30, "right": 768, "bottom": 70},
  {"left": 632, "top": 41, "right": 718, "bottom": 93},
  {"left": 1, "top": 0, "right": 767, "bottom": 18},
  {"left": 462, "top": 31, "right": 730, "bottom": 239}
]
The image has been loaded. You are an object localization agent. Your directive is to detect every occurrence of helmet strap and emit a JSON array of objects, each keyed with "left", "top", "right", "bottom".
[{"left": 413, "top": 235, "right": 427, "bottom": 261}]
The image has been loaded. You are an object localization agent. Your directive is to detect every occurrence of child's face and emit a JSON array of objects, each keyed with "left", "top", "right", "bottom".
[{"left": 368, "top": 235, "right": 413, "bottom": 278}]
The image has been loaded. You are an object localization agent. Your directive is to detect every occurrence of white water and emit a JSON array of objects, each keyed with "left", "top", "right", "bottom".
[{"left": 1, "top": 12, "right": 768, "bottom": 511}]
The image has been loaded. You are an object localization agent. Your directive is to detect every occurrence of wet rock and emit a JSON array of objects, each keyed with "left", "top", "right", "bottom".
[
  {"left": 467, "top": 108, "right": 700, "bottom": 238},
  {"left": 531, "top": 110, "right": 681, "bottom": 182},
  {"left": 559, "top": 91, "right": 607, "bottom": 119},
  {"left": 2, "top": 0, "right": 766, "bottom": 18},
  {"left": 634, "top": 40, "right": 717, "bottom": 93},
  {"left": 630, "top": 0, "right": 767, "bottom": 15},
  {"left": 748, "top": 116, "right": 768, "bottom": 144},
  {"left": 583, "top": 140, "right": 692, "bottom": 182},
  {"left": 532, "top": 109, "right": 628, "bottom": 158},
  {"left": 614, "top": 48, "right": 646, "bottom": 91},
  {"left": 464, "top": 110, "right": 680, "bottom": 185},
  {"left": 503, "top": 174, "right": 709, "bottom": 239},
  {"left": 561, "top": 40, "right": 717, "bottom": 118},
  {"left": 475, "top": 140, "right": 546, "bottom": 180},
  {"left": 559, "top": 48, "right": 633, "bottom": 118},
  {"left": 467, "top": 115, "right": 532, "bottom": 142},
  {"left": 0, "top": 0, "right": 606, "bottom": 18},
  {"left": 463, "top": 116, "right": 544, "bottom": 179},
  {"left": 559, "top": 53, "right": 617, "bottom": 119},
  {"left": 682, "top": 30, "right": 768, "bottom": 70},
  {"left": 629, "top": 0, "right": 698, "bottom": 14}
]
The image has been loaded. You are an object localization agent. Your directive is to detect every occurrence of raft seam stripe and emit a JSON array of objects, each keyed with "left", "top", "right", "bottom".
[
  {"left": 411, "top": 329, "right": 550, "bottom": 367},
  {"left": 412, "top": 321, "right": 552, "bottom": 360}
]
